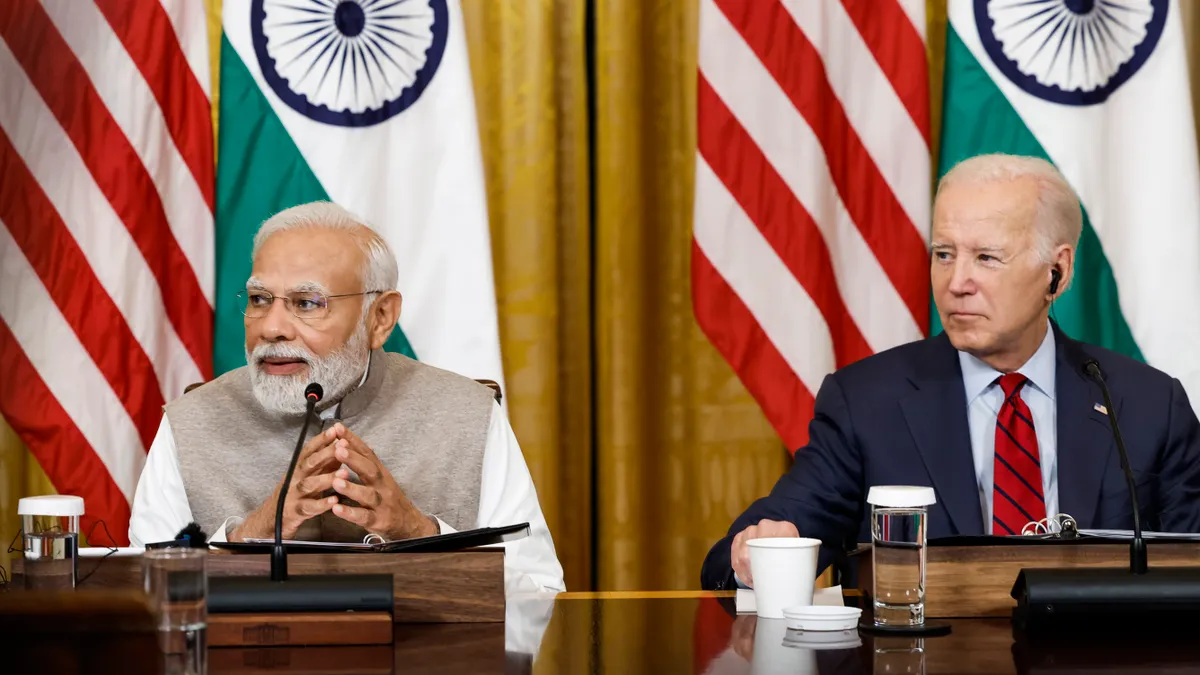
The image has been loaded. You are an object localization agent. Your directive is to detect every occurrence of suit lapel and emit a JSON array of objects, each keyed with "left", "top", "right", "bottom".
[
  {"left": 1054, "top": 327, "right": 1117, "bottom": 529},
  {"left": 899, "top": 333, "right": 984, "bottom": 535}
]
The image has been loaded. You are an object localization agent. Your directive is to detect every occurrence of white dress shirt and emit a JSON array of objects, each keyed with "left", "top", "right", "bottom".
[
  {"left": 959, "top": 325, "right": 1059, "bottom": 532},
  {"left": 128, "top": 400, "right": 566, "bottom": 593}
]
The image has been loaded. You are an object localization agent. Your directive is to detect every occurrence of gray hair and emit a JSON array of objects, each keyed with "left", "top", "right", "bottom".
[
  {"left": 937, "top": 154, "right": 1083, "bottom": 267},
  {"left": 252, "top": 201, "right": 399, "bottom": 293}
]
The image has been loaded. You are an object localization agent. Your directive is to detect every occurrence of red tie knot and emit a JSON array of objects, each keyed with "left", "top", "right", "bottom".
[{"left": 998, "top": 372, "right": 1028, "bottom": 399}]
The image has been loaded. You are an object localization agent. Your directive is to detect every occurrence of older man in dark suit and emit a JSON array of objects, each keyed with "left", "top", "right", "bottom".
[{"left": 701, "top": 154, "right": 1200, "bottom": 591}]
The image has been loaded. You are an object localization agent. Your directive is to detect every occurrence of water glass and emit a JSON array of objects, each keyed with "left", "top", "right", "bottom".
[
  {"left": 19, "top": 495, "right": 83, "bottom": 590},
  {"left": 868, "top": 486, "right": 935, "bottom": 627},
  {"left": 142, "top": 548, "right": 208, "bottom": 632}
]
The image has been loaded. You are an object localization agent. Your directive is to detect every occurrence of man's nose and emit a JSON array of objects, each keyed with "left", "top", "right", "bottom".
[
  {"left": 947, "top": 258, "right": 975, "bottom": 295},
  {"left": 258, "top": 297, "right": 297, "bottom": 341}
]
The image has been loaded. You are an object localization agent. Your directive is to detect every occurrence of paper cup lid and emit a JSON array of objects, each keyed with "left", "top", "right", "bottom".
[
  {"left": 18, "top": 495, "right": 84, "bottom": 517},
  {"left": 867, "top": 485, "right": 935, "bottom": 508}
]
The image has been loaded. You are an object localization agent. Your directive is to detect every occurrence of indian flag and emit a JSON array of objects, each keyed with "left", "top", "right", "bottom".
[
  {"left": 215, "top": 0, "right": 503, "bottom": 384},
  {"left": 941, "top": 0, "right": 1200, "bottom": 405}
]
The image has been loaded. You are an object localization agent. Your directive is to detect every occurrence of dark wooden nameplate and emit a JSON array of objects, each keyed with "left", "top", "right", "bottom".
[
  {"left": 855, "top": 541, "right": 1200, "bottom": 618},
  {"left": 14, "top": 549, "right": 505, "bottom": 623}
]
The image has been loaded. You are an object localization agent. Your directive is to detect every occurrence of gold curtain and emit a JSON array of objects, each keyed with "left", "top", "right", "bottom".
[
  {"left": 0, "top": 422, "right": 55, "bottom": 574},
  {"left": 589, "top": 0, "right": 787, "bottom": 592},
  {"left": 461, "top": 0, "right": 595, "bottom": 593},
  {"left": 462, "top": 0, "right": 786, "bottom": 593}
]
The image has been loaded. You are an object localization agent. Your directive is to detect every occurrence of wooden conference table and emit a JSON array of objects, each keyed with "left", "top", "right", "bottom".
[{"left": 36, "top": 589, "right": 1197, "bottom": 675}]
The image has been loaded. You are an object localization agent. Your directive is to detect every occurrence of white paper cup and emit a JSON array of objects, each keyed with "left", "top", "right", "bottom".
[{"left": 747, "top": 537, "right": 821, "bottom": 619}]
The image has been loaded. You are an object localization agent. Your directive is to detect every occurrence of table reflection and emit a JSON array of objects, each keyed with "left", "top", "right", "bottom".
[{"left": 12, "top": 591, "right": 1200, "bottom": 674}]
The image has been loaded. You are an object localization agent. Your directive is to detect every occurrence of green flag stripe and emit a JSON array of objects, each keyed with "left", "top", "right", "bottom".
[
  {"left": 933, "top": 25, "right": 1143, "bottom": 362},
  {"left": 214, "top": 35, "right": 416, "bottom": 375}
]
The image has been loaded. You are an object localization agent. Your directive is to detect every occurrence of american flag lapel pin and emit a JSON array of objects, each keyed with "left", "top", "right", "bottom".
[{"left": 1094, "top": 403, "right": 1108, "bottom": 415}]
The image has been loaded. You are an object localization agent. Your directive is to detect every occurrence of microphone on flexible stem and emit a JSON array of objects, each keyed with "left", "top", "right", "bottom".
[
  {"left": 1010, "top": 356, "right": 1200, "bottom": 634},
  {"left": 270, "top": 382, "right": 323, "bottom": 582},
  {"left": 206, "top": 383, "right": 394, "bottom": 616},
  {"left": 1084, "top": 359, "right": 1148, "bottom": 574}
]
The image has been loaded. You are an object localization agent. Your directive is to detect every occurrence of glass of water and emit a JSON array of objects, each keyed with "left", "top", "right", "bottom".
[
  {"left": 143, "top": 548, "right": 208, "bottom": 632},
  {"left": 19, "top": 495, "right": 84, "bottom": 590},
  {"left": 867, "top": 486, "right": 935, "bottom": 627}
]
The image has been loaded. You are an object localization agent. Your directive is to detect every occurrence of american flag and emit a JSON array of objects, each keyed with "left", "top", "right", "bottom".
[
  {"left": 0, "top": 0, "right": 213, "bottom": 543},
  {"left": 693, "top": 0, "right": 932, "bottom": 450}
]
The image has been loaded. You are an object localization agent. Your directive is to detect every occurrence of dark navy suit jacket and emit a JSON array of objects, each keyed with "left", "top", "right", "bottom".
[{"left": 700, "top": 324, "right": 1200, "bottom": 590}]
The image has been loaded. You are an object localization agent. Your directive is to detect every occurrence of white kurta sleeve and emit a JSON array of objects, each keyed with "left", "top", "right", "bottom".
[
  {"left": 128, "top": 416, "right": 193, "bottom": 547},
  {"left": 458, "top": 401, "right": 566, "bottom": 593}
]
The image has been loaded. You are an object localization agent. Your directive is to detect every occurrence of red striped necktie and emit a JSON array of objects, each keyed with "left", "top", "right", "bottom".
[{"left": 992, "top": 373, "right": 1046, "bottom": 535}]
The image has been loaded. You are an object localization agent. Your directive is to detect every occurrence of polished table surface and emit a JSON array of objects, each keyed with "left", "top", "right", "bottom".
[
  {"left": 200, "top": 591, "right": 1200, "bottom": 674},
  {"left": 12, "top": 590, "right": 1200, "bottom": 674}
]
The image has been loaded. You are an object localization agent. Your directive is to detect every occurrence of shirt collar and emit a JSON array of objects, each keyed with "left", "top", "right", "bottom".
[{"left": 958, "top": 323, "right": 1057, "bottom": 403}]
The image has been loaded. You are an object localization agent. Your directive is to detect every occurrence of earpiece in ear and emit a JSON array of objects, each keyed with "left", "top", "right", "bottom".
[{"left": 1049, "top": 268, "right": 1062, "bottom": 296}]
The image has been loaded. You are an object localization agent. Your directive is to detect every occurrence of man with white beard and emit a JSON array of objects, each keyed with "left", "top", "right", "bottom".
[{"left": 128, "top": 202, "right": 565, "bottom": 593}]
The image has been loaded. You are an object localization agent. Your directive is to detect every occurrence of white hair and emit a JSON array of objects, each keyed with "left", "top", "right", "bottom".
[
  {"left": 938, "top": 154, "right": 1082, "bottom": 268},
  {"left": 252, "top": 201, "right": 399, "bottom": 293}
]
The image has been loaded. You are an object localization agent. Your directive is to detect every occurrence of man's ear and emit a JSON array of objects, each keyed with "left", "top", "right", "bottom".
[
  {"left": 367, "top": 291, "right": 402, "bottom": 350},
  {"left": 1051, "top": 244, "right": 1075, "bottom": 295}
]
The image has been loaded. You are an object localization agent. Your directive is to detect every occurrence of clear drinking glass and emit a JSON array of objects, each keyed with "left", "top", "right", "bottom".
[
  {"left": 18, "top": 495, "right": 83, "bottom": 590},
  {"left": 143, "top": 548, "right": 208, "bottom": 672},
  {"left": 143, "top": 548, "right": 208, "bottom": 631},
  {"left": 868, "top": 486, "right": 936, "bottom": 627}
]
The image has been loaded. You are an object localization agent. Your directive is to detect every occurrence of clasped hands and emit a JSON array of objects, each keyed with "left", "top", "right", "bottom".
[{"left": 231, "top": 423, "right": 438, "bottom": 542}]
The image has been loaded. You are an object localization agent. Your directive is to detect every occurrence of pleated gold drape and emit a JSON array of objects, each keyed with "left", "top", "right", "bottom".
[
  {"left": 463, "top": 0, "right": 787, "bottom": 594},
  {"left": 589, "top": 1, "right": 789, "bottom": 592},
  {"left": 462, "top": 0, "right": 597, "bottom": 594}
]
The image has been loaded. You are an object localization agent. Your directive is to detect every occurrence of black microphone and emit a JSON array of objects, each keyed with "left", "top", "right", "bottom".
[
  {"left": 1010, "top": 355, "right": 1200, "bottom": 634},
  {"left": 1083, "top": 358, "right": 1147, "bottom": 574},
  {"left": 270, "top": 382, "right": 323, "bottom": 582},
  {"left": 207, "top": 381, "right": 393, "bottom": 616}
]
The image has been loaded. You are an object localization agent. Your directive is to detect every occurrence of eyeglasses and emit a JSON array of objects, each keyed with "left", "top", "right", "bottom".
[{"left": 237, "top": 289, "right": 386, "bottom": 320}]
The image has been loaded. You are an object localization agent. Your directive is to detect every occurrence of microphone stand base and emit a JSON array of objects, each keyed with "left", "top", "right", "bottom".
[
  {"left": 208, "top": 574, "right": 394, "bottom": 615},
  {"left": 1012, "top": 566, "right": 1200, "bottom": 632}
]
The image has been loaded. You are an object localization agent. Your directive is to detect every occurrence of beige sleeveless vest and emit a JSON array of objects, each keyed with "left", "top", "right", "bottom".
[{"left": 165, "top": 351, "right": 494, "bottom": 541}]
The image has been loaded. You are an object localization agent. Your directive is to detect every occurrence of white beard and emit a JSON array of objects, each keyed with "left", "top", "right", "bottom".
[{"left": 247, "top": 326, "right": 370, "bottom": 415}]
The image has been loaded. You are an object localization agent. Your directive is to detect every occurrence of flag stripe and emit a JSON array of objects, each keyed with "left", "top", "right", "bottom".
[
  {"left": 0, "top": 221, "right": 145, "bottom": 501},
  {"left": 0, "top": 130, "right": 163, "bottom": 449},
  {"left": 835, "top": 0, "right": 931, "bottom": 146},
  {"left": 0, "top": 0, "right": 213, "bottom": 377},
  {"left": 157, "top": 0, "right": 212, "bottom": 96},
  {"left": 0, "top": 39, "right": 204, "bottom": 401},
  {"left": 93, "top": 0, "right": 216, "bottom": 212},
  {"left": 714, "top": 0, "right": 930, "bottom": 329},
  {"left": 698, "top": 76, "right": 872, "bottom": 368},
  {"left": 692, "top": 243, "right": 815, "bottom": 450},
  {"left": 43, "top": 0, "right": 214, "bottom": 302},
  {"left": 694, "top": 157, "right": 834, "bottom": 402},
  {"left": 896, "top": 0, "right": 926, "bottom": 39},
  {"left": 698, "top": 1, "right": 922, "bottom": 353},
  {"left": 0, "top": 320, "right": 131, "bottom": 545},
  {"left": 780, "top": 0, "right": 931, "bottom": 233}
]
